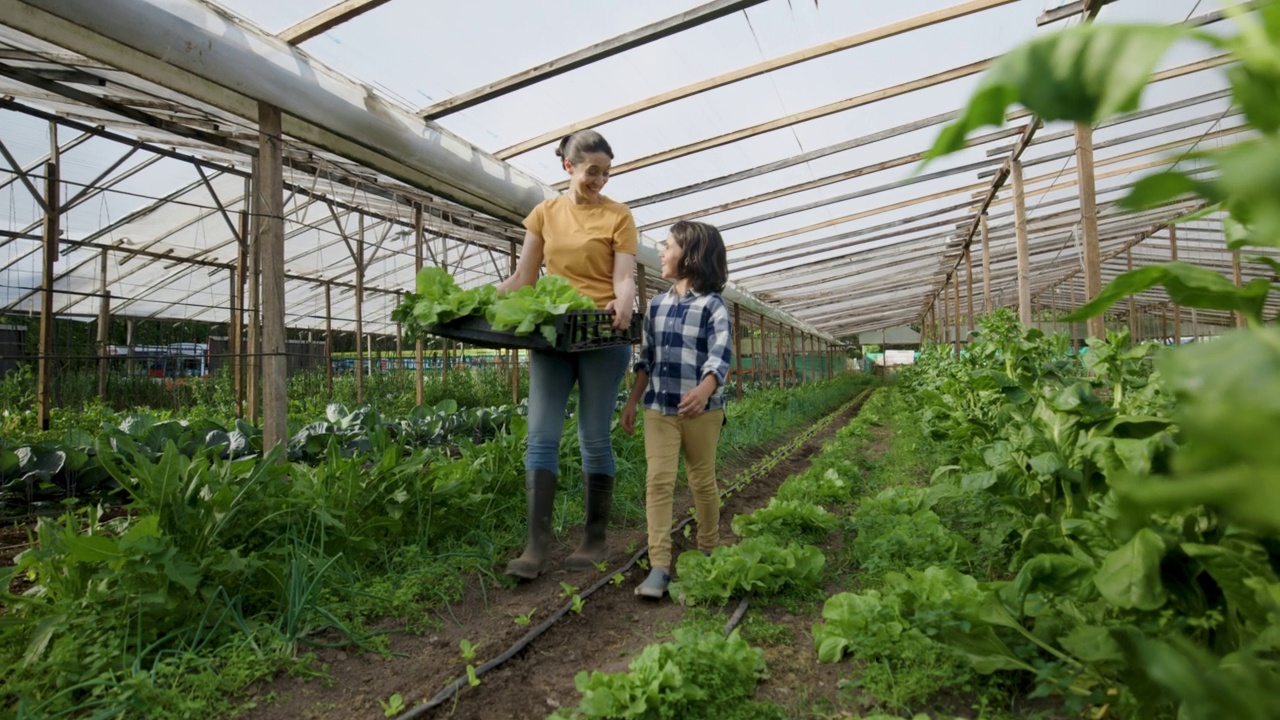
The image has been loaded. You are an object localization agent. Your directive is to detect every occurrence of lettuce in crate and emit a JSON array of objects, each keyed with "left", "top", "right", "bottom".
[
  {"left": 486, "top": 275, "right": 598, "bottom": 343},
  {"left": 392, "top": 267, "right": 497, "bottom": 332}
]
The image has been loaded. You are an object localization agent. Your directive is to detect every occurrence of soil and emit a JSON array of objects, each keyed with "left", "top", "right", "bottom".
[{"left": 238, "top": 396, "right": 870, "bottom": 720}]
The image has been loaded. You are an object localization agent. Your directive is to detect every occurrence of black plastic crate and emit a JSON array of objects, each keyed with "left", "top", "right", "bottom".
[{"left": 427, "top": 310, "right": 642, "bottom": 353}]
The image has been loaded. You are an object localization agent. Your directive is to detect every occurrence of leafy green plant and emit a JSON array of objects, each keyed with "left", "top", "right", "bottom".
[
  {"left": 459, "top": 638, "right": 480, "bottom": 662},
  {"left": 380, "top": 692, "right": 405, "bottom": 717},
  {"left": 851, "top": 486, "right": 973, "bottom": 575},
  {"left": 548, "top": 629, "right": 769, "bottom": 720},
  {"left": 514, "top": 609, "right": 537, "bottom": 626},
  {"left": 917, "top": 9, "right": 1280, "bottom": 716},
  {"left": 730, "top": 498, "right": 839, "bottom": 544},
  {"left": 669, "top": 536, "right": 824, "bottom": 606},
  {"left": 486, "top": 275, "right": 598, "bottom": 343}
]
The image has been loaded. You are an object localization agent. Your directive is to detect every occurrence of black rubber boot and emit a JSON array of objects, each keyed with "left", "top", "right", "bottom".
[
  {"left": 566, "top": 473, "right": 614, "bottom": 571},
  {"left": 504, "top": 470, "right": 557, "bottom": 580}
]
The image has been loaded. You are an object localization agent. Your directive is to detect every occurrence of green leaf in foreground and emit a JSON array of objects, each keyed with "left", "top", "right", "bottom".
[
  {"left": 1062, "top": 262, "right": 1271, "bottom": 326},
  {"left": 929, "top": 24, "right": 1186, "bottom": 159}
]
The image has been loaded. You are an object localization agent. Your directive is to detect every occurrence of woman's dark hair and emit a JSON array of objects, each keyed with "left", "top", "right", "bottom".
[
  {"left": 555, "top": 130, "right": 613, "bottom": 165},
  {"left": 670, "top": 221, "right": 729, "bottom": 294}
]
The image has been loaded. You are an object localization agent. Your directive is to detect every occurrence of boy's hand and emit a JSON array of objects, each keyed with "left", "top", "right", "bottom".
[
  {"left": 621, "top": 402, "right": 638, "bottom": 434},
  {"left": 677, "top": 386, "right": 712, "bottom": 418}
]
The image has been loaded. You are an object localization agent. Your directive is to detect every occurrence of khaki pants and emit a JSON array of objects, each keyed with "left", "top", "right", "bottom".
[{"left": 643, "top": 409, "right": 723, "bottom": 570}]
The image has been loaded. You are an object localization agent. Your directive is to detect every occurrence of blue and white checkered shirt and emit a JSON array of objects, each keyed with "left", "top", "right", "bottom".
[{"left": 633, "top": 288, "right": 733, "bottom": 416}]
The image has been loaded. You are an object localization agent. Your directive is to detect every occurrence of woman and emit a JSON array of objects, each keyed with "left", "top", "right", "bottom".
[{"left": 496, "top": 129, "right": 636, "bottom": 580}]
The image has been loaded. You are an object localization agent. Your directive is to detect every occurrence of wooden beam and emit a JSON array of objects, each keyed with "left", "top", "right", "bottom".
[
  {"left": 496, "top": 0, "right": 1017, "bottom": 159},
  {"left": 965, "top": 247, "right": 975, "bottom": 331},
  {"left": 627, "top": 108, "right": 966, "bottom": 207},
  {"left": 1127, "top": 248, "right": 1137, "bottom": 338},
  {"left": 355, "top": 214, "right": 366, "bottom": 405},
  {"left": 980, "top": 213, "right": 993, "bottom": 313},
  {"left": 419, "top": 0, "right": 768, "bottom": 119},
  {"left": 1232, "top": 247, "right": 1247, "bottom": 328},
  {"left": 415, "top": 205, "right": 425, "bottom": 407},
  {"left": 1012, "top": 160, "right": 1032, "bottom": 325},
  {"left": 726, "top": 180, "right": 987, "bottom": 252},
  {"left": 97, "top": 249, "right": 110, "bottom": 400},
  {"left": 1075, "top": 123, "right": 1105, "bottom": 340},
  {"left": 277, "top": 0, "right": 395, "bottom": 45},
  {"left": 602, "top": 58, "right": 994, "bottom": 177},
  {"left": 734, "top": 302, "right": 743, "bottom": 401},
  {"left": 247, "top": 156, "right": 261, "bottom": 425},
  {"left": 1036, "top": 0, "right": 1118, "bottom": 25},
  {"left": 37, "top": 160, "right": 57, "bottom": 430},
  {"left": 1170, "top": 224, "right": 1182, "bottom": 343},
  {"left": 641, "top": 130, "right": 1012, "bottom": 233},
  {"left": 258, "top": 103, "right": 288, "bottom": 453},
  {"left": 953, "top": 272, "right": 962, "bottom": 356},
  {"left": 325, "top": 281, "right": 334, "bottom": 397}
]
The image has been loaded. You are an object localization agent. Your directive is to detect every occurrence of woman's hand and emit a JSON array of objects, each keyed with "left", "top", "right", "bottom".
[
  {"left": 621, "top": 401, "right": 638, "bottom": 435},
  {"left": 606, "top": 298, "right": 632, "bottom": 331},
  {"left": 610, "top": 252, "right": 636, "bottom": 331}
]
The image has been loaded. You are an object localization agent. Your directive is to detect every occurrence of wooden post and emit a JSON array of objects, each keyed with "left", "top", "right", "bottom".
[
  {"left": 354, "top": 214, "right": 365, "bottom": 405},
  {"left": 235, "top": 208, "right": 248, "bottom": 416},
  {"left": 941, "top": 280, "right": 950, "bottom": 345},
  {"left": 776, "top": 320, "right": 786, "bottom": 389},
  {"left": 324, "top": 281, "right": 334, "bottom": 396},
  {"left": 965, "top": 247, "right": 974, "bottom": 332},
  {"left": 757, "top": 312, "right": 766, "bottom": 386},
  {"left": 1169, "top": 225, "right": 1182, "bottom": 345},
  {"left": 415, "top": 206, "right": 426, "bottom": 406},
  {"left": 395, "top": 292, "right": 403, "bottom": 372},
  {"left": 1072, "top": 282, "right": 1081, "bottom": 351},
  {"left": 980, "top": 212, "right": 992, "bottom": 313},
  {"left": 37, "top": 161, "right": 58, "bottom": 430},
  {"left": 733, "top": 302, "right": 743, "bottom": 401},
  {"left": 247, "top": 156, "right": 261, "bottom": 425},
  {"left": 952, "top": 273, "right": 962, "bottom": 357},
  {"left": 788, "top": 325, "right": 796, "bottom": 386},
  {"left": 1127, "top": 248, "right": 1137, "bottom": 339},
  {"left": 1075, "top": 123, "right": 1105, "bottom": 340},
  {"left": 1232, "top": 248, "right": 1246, "bottom": 328},
  {"left": 257, "top": 103, "right": 287, "bottom": 452},
  {"left": 1011, "top": 159, "right": 1032, "bottom": 325},
  {"left": 1161, "top": 306, "right": 1169, "bottom": 344},
  {"left": 97, "top": 249, "right": 110, "bottom": 400}
]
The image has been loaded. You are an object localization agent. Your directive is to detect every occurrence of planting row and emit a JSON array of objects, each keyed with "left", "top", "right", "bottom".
[{"left": 0, "top": 372, "right": 873, "bottom": 719}]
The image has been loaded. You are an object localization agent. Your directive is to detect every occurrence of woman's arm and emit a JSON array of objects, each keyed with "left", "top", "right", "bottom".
[
  {"left": 496, "top": 229, "right": 544, "bottom": 294},
  {"left": 605, "top": 252, "right": 636, "bottom": 330}
]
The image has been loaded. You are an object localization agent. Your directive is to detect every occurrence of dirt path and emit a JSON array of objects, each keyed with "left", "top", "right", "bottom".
[{"left": 242, "top": 397, "right": 870, "bottom": 720}]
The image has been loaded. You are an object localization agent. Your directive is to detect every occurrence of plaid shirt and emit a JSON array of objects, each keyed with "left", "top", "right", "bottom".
[{"left": 634, "top": 288, "right": 733, "bottom": 415}]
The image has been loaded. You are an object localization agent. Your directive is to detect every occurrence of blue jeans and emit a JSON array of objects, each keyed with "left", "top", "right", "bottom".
[{"left": 526, "top": 345, "right": 631, "bottom": 476}]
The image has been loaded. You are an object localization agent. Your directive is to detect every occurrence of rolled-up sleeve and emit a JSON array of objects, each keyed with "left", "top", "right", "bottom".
[
  {"left": 699, "top": 299, "right": 732, "bottom": 384},
  {"left": 634, "top": 300, "right": 656, "bottom": 374}
]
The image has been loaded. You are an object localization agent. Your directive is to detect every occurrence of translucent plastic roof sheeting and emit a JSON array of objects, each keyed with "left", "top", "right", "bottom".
[{"left": 2, "top": 0, "right": 1278, "bottom": 341}]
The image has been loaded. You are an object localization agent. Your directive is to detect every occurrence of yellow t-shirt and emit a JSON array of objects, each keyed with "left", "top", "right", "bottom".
[{"left": 523, "top": 194, "right": 638, "bottom": 308}]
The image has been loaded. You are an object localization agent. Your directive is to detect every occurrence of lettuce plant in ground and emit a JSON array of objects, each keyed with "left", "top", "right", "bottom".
[
  {"left": 915, "top": 8, "right": 1280, "bottom": 717},
  {"left": 548, "top": 629, "right": 783, "bottom": 720},
  {"left": 730, "top": 498, "right": 839, "bottom": 545},
  {"left": 669, "top": 536, "right": 825, "bottom": 606}
]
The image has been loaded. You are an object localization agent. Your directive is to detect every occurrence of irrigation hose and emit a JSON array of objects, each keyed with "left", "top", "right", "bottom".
[{"left": 396, "top": 387, "right": 874, "bottom": 720}]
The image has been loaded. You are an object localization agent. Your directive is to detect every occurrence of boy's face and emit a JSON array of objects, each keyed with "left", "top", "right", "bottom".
[{"left": 659, "top": 235, "right": 683, "bottom": 280}]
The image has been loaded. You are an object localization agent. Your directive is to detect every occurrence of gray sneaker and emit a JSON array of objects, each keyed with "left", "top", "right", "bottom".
[{"left": 634, "top": 567, "right": 671, "bottom": 599}]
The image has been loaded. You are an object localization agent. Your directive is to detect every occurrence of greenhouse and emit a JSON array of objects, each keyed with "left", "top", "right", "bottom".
[{"left": 1, "top": 0, "right": 1278, "bottom": 718}]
